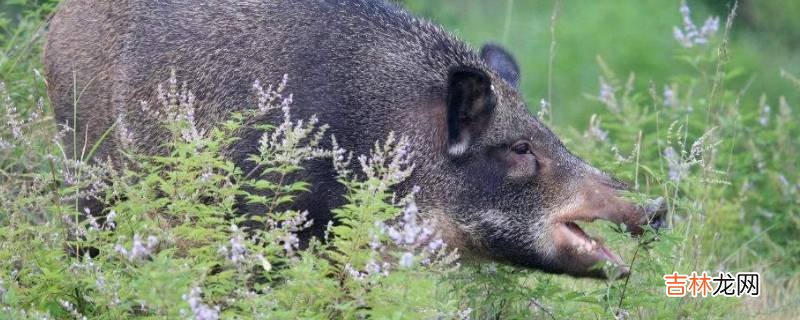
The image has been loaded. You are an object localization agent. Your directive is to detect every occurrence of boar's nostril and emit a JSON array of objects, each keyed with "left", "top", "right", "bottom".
[{"left": 644, "top": 197, "right": 667, "bottom": 231}]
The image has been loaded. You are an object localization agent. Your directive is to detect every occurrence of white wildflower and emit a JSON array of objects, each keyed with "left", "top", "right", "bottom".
[
  {"left": 456, "top": 307, "right": 473, "bottom": 320},
  {"left": 673, "top": 1, "right": 719, "bottom": 48},
  {"left": 6, "top": 106, "right": 23, "bottom": 139},
  {"left": 228, "top": 234, "right": 248, "bottom": 265},
  {"left": 70, "top": 256, "right": 108, "bottom": 290},
  {"left": 251, "top": 80, "right": 331, "bottom": 173},
  {"left": 105, "top": 210, "right": 117, "bottom": 230},
  {"left": 399, "top": 252, "right": 414, "bottom": 268},
  {"left": 330, "top": 136, "right": 353, "bottom": 178},
  {"left": 253, "top": 74, "right": 290, "bottom": 113},
  {"left": 537, "top": 98, "right": 551, "bottom": 120},
  {"left": 365, "top": 260, "right": 390, "bottom": 277},
  {"left": 350, "top": 132, "right": 414, "bottom": 192},
  {"left": 663, "top": 85, "right": 677, "bottom": 108},
  {"left": 586, "top": 114, "right": 608, "bottom": 142},
  {"left": 346, "top": 260, "right": 392, "bottom": 281},
  {"left": 143, "top": 70, "right": 205, "bottom": 143},
  {"left": 664, "top": 147, "right": 688, "bottom": 183},
  {"left": 2, "top": 84, "right": 23, "bottom": 140},
  {"left": 778, "top": 174, "right": 797, "bottom": 196},
  {"left": 0, "top": 279, "right": 6, "bottom": 301},
  {"left": 280, "top": 211, "right": 313, "bottom": 256},
  {"left": 59, "top": 300, "right": 87, "bottom": 320},
  {"left": 598, "top": 77, "right": 619, "bottom": 112},
  {"left": 114, "top": 234, "right": 158, "bottom": 262},
  {"left": 386, "top": 202, "right": 434, "bottom": 247},
  {"left": 219, "top": 225, "right": 251, "bottom": 268},
  {"left": 759, "top": 105, "right": 771, "bottom": 127},
  {"left": 182, "top": 287, "right": 220, "bottom": 320},
  {"left": 345, "top": 264, "right": 366, "bottom": 281},
  {"left": 369, "top": 224, "right": 385, "bottom": 251},
  {"left": 426, "top": 238, "right": 445, "bottom": 253},
  {"left": 116, "top": 114, "right": 136, "bottom": 151}
]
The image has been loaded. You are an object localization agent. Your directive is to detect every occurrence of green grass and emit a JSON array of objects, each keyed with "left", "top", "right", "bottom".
[
  {"left": 1, "top": 1, "right": 799, "bottom": 319},
  {"left": 403, "top": 0, "right": 800, "bottom": 128}
]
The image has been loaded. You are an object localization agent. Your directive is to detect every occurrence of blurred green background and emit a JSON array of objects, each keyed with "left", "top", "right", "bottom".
[{"left": 400, "top": 0, "right": 800, "bottom": 128}]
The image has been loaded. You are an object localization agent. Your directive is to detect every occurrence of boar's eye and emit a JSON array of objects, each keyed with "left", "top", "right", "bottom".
[
  {"left": 506, "top": 141, "right": 538, "bottom": 179},
  {"left": 511, "top": 141, "right": 533, "bottom": 155}
]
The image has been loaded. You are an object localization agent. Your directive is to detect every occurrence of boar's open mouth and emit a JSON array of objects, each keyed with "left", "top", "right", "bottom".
[
  {"left": 555, "top": 220, "right": 626, "bottom": 270},
  {"left": 550, "top": 196, "right": 665, "bottom": 278}
]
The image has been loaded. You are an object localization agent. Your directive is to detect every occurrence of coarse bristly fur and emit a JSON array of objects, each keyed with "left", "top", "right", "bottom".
[{"left": 45, "top": 0, "right": 661, "bottom": 278}]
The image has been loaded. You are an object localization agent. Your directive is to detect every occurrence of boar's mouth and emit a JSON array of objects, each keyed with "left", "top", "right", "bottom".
[
  {"left": 554, "top": 220, "right": 627, "bottom": 275},
  {"left": 550, "top": 196, "right": 664, "bottom": 278}
]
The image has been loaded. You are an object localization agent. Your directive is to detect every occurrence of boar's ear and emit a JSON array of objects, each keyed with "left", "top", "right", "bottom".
[
  {"left": 446, "top": 66, "right": 496, "bottom": 156},
  {"left": 480, "top": 43, "right": 520, "bottom": 88}
]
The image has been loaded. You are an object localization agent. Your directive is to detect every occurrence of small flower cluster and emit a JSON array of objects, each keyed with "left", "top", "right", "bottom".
[
  {"left": 331, "top": 136, "right": 354, "bottom": 177},
  {"left": 537, "top": 98, "right": 551, "bottom": 121},
  {"left": 253, "top": 74, "right": 292, "bottom": 114},
  {"left": 355, "top": 132, "right": 415, "bottom": 193},
  {"left": 332, "top": 133, "right": 456, "bottom": 283},
  {"left": 252, "top": 77, "right": 330, "bottom": 169},
  {"left": 664, "top": 126, "right": 718, "bottom": 183},
  {"left": 137, "top": 70, "right": 205, "bottom": 143},
  {"left": 376, "top": 186, "right": 453, "bottom": 271},
  {"left": 116, "top": 113, "right": 136, "bottom": 152},
  {"left": 0, "top": 84, "right": 46, "bottom": 148},
  {"left": 758, "top": 95, "right": 771, "bottom": 127},
  {"left": 384, "top": 201, "right": 446, "bottom": 268},
  {"left": 59, "top": 158, "right": 114, "bottom": 200},
  {"left": 455, "top": 307, "right": 473, "bottom": 320},
  {"left": 251, "top": 210, "right": 314, "bottom": 259},
  {"left": 220, "top": 233, "right": 248, "bottom": 265},
  {"left": 663, "top": 146, "right": 688, "bottom": 183},
  {"left": 59, "top": 299, "right": 88, "bottom": 320},
  {"left": 0, "top": 278, "right": 6, "bottom": 301},
  {"left": 778, "top": 174, "right": 799, "bottom": 198},
  {"left": 344, "top": 260, "right": 391, "bottom": 281},
  {"left": 114, "top": 234, "right": 159, "bottom": 262},
  {"left": 82, "top": 208, "right": 117, "bottom": 232},
  {"left": 673, "top": 1, "right": 720, "bottom": 48},
  {"left": 218, "top": 225, "right": 271, "bottom": 272},
  {"left": 0, "top": 83, "right": 47, "bottom": 164},
  {"left": 181, "top": 287, "right": 220, "bottom": 320},
  {"left": 278, "top": 211, "right": 313, "bottom": 256},
  {"left": 69, "top": 256, "right": 117, "bottom": 301},
  {"left": 663, "top": 85, "right": 678, "bottom": 108},
  {"left": 2, "top": 86, "right": 24, "bottom": 146},
  {"left": 585, "top": 114, "right": 609, "bottom": 142},
  {"left": 598, "top": 78, "right": 618, "bottom": 112}
]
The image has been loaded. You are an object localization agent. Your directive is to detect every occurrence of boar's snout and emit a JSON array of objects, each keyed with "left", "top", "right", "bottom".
[
  {"left": 643, "top": 196, "right": 668, "bottom": 232},
  {"left": 582, "top": 178, "right": 667, "bottom": 235},
  {"left": 548, "top": 174, "right": 668, "bottom": 279}
]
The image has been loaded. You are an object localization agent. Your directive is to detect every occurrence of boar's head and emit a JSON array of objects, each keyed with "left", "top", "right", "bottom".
[{"left": 413, "top": 44, "right": 665, "bottom": 278}]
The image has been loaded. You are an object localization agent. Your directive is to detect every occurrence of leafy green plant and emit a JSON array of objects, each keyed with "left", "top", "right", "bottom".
[{"left": 1, "top": 71, "right": 468, "bottom": 319}]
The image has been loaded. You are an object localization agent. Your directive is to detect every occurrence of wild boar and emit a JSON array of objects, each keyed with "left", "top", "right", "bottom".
[{"left": 45, "top": 0, "right": 663, "bottom": 278}]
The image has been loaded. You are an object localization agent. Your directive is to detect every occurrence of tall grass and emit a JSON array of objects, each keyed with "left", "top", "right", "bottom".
[{"left": 1, "top": 1, "right": 798, "bottom": 319}]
